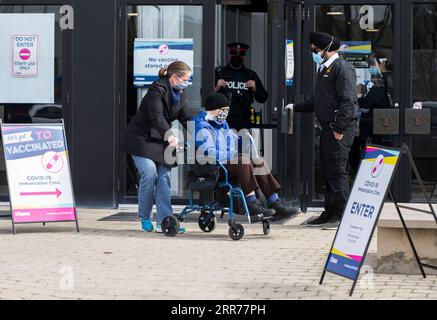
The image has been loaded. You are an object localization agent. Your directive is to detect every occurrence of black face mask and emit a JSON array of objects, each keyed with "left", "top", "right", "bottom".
[{"left": 230, "top": 56, "right": 244, "bottom": 69}]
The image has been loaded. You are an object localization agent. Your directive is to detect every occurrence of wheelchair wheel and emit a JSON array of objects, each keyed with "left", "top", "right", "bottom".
[
  {"left": 228, "top": 223, "right": 244, "bottom": 241},
  {"left": 198, "top": 211, "right": 216, "bottom": 233},
  {"left": 262, "top": 220, "right": 270, "bottom": 236},
  {"left": 161, "top": 216, "right": 180, "bottom": 237}
]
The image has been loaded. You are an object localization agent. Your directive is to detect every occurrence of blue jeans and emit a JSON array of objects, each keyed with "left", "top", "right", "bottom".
[{"left": 131, "top": 155, "right": 173, "bottom": 223}]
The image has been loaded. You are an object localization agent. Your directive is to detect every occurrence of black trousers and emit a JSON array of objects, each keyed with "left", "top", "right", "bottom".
[{"left": 320, "top": 123, "right": 355, "bottom": 220}]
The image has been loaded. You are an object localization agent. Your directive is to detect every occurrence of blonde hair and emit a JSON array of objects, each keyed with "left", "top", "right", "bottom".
[{"left": 158, "top": 61, "right": 192, "bottom": 79}]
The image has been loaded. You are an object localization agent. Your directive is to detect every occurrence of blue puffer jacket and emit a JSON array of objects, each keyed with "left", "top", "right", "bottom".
[{"left": 193, "top": 111, "right": 238, "bottom": 163}]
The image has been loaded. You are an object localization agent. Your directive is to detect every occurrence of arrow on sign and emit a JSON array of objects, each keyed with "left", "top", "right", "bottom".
[{"left": 20, "top": 188, "right": 62, "bottom": 198}]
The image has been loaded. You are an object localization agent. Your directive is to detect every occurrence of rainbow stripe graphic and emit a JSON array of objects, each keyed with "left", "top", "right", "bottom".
[
  {"left": 363, "top": 146, "right": 400, "bottom": 166},
  {"left": 331, "top": 248, "right": 362, "bottom": 263}
]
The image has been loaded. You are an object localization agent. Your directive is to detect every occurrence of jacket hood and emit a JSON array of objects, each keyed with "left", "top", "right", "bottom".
[{"left": 194, "top": 111, "right": 207, "bottom": 122}]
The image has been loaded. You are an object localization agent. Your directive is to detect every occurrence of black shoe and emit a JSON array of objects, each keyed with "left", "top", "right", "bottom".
[
  {"left": 247, "top": 199, "right": 276, "bottom": 222},
  {"left": 322, "top": 218, "right": 341, "bottom": 230},
  {"left": 306, "top": 211, "right": 331, "bottom": 227},
  {"left": 268, "top": 199, "right": 299, "bottom": 222}
]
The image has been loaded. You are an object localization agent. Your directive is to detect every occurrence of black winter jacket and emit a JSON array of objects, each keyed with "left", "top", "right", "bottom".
[
  {"left": 294, "top": 57, "right": 358, "bottom": 133},
  {"left": 121, "top": 77, "right": 191, "bottom": 165}
]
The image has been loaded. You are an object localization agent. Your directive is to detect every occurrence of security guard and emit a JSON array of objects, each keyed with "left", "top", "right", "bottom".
[
  {"left": 289, "top": 32, "right": 358, "bottom": 230},
  {"left": 215, "top": 42, "right": 269, "bottom": 131}
]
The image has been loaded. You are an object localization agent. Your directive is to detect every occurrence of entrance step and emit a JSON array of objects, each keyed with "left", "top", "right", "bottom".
[{"left": 377, "top": 203, "right": 437, "bottom": 275}]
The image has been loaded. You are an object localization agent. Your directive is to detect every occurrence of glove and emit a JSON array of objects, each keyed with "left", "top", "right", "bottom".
[{"left": 285, "top": 104, "right": 294, "bottom": 111}]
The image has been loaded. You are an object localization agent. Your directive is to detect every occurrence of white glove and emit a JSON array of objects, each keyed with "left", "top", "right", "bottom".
[
  {"left": 285, "top": 103, "right": 294, "bottom": 111},
  {"left": 413, "top": 101, "right": 423, "bottom": 110}
]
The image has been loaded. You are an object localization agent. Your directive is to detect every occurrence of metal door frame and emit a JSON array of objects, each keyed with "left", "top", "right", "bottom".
[{"left": 276, "top": 0, "right": 303, "bottom": 204}]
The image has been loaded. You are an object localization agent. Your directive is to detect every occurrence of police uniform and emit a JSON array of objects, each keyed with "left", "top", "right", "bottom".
[
  {"left": 294, "top": 32, "right": 358, "bottom": 223},
  {"left": 215, "top": 42, "right": 269, "bottom": 131}
]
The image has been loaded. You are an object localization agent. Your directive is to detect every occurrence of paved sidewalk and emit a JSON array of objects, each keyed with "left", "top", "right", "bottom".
[{"left": 0, "top": 207, "right": 436, "bottom": 300}]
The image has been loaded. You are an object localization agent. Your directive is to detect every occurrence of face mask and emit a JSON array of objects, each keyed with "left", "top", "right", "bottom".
[
  {"left": 369, "top": 66, "right": 379, "bottom": 76},
  {"left": 312, "top": 52, "right": 324, "bottom": 65},
  {"left": 311, "top": 36, "right": 334, "bottom": 65},
  {"left": 205, "top": 109, "right": 228, "bottom": 125},
  {"left": 216, "top": 109, "right": 229, "bottom": 123},
  {"left": 174, "top": 75, "right": 189, "bottom": 91},
  {"left": 174, "top": 81, "right": 189, "bottom": 91},
  {"left": 230, "top": 56, "right": 244, "bottom": 68}
]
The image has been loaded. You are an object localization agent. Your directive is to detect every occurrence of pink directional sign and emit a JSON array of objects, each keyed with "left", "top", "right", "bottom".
[{"left": 1, "top": 124, "right": 78, "bottom": 229}]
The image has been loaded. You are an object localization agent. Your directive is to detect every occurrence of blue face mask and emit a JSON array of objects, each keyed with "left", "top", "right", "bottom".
[
  {"left": 174, "top": 74, "right": 190, "bottom": 91},
  {"left": 369, "top": 66, "right": 379, "bottom": 76},
  {"left": 174, "top": 81, "right": 189, "bottom": 91},
  {"left": 312, "top": 52, "right": 324, "bottom": 65}
]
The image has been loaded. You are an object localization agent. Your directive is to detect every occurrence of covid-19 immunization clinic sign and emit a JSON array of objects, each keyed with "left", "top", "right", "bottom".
[
  {"left": 1, "top": 122, "right": 79, "bottom": 234},
  {"left": 133, "top": 38, "right": 194, "bottom": 87},
  {"left": 320, "top": 145, "right": 401, "bottom": 294}
]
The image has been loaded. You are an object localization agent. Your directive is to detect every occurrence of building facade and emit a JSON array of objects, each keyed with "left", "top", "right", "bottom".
[{"left": 0, "top": 0, "right": 436, "bottom": 209}]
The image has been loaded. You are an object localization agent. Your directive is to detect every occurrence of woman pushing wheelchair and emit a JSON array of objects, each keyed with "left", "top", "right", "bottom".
[{"left": 121, "top": 61, "right": 192, "bottom": 234}]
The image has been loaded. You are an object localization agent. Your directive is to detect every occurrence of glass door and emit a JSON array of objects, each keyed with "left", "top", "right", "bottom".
[
  {"left": 277, "top": 0, "right": 302, "bottom": 205},
  {"left": 117, "top": 0, "right": 214, "bottom": 205},
  {"left": 408, "top": 2, "right": 437, "bottom": 202},
  {"left": 300, "top": 0, "right": 402, "bottom": 208}
]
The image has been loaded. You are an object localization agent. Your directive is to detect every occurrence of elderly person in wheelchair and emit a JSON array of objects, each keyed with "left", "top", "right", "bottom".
[{"left": 193, "top": 92, "right": 299, "bottom": 223}]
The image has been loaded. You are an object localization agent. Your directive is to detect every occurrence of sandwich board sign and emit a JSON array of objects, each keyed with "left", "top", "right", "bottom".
[
  {"left": 320, "top": 144, "right": 437, "bottom": 296},
  {"left": 1, "top": 121, "right": 79, "bottom": 234}
]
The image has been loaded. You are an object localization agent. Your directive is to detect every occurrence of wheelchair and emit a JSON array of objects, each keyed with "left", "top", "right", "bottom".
[{"left": 161, "top": 161, "right": 272, "bottom": 240}]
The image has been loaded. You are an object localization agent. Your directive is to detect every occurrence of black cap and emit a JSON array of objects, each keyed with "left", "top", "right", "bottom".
[
  {"left": 227, "top": 42, "right": 250, "bottom": 56},
  {"left": 204, "top": 93, "right": 230, "bottom": 111},
  {"left": 309, "top": 32, "right": 341, "bottom": 52}
]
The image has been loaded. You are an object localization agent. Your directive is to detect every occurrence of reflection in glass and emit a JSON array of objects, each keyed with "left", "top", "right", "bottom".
[{"left": 411, "top": 5, "right": 437, "bottom": 202}]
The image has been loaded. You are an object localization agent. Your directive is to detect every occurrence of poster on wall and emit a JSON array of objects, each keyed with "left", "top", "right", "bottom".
[
  {"left": 0, "top": 14, "right": 54, "bottom": 103},
  {"left": 338, "top": 41, "right": 372, "bottom": 69},
  {"left": 12, "top": 35, "right": 39, "bottom": 77},
  {"left": 1, "top": 122, "right": 78, "bottom": 232},
  {"left": 285, "top": 40, "right": 294, "bottom": 87},
  {"left": 324, "top": 145, "right": 401, "bottom": 280},
  {"left": 134, "top": 38, "right": 194, "bottom": 87}
]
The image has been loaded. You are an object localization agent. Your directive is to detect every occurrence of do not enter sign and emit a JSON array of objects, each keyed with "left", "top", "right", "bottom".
[{"left": 12, "top": 34, "right": 38, "bottom": 77}]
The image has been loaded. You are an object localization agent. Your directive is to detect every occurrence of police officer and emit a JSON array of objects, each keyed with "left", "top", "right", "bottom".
[
  {"left": 215, "top": 42, "right": 269, "bottom": 132},
  {"left": 288, "top": 32, "right": 358, "bottom": 230}
]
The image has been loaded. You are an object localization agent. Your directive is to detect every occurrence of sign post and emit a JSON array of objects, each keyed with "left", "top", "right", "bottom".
[
  {"left": 1, "top": 121, "right": 79, "bottom": 234},
  {"left": 320, "top": 144, "right": 437, "bottom": 296}
]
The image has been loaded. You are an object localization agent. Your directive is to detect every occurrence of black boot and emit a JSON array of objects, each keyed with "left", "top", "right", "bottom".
[
  {"left": 268, "top": 199, "right": 300, "bottom": 222},
  {"left": 306, "top": 211, "right": 331, "bottom": 227},
  {"left": 247, "top": 199, "right": 276, "bottom": 222}
]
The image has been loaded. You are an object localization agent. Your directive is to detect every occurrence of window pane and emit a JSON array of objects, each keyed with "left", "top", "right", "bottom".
[
  {"left": 411, "top": 4, "right": 437, "bottom": 202},
  {"left": 0, "top": 6, "right": 63, "bottom": 199}
]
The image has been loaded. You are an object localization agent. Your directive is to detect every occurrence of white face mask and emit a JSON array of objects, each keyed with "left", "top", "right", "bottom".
[{"left": 205, "top": 109, "right": 229, "bottom": 124}]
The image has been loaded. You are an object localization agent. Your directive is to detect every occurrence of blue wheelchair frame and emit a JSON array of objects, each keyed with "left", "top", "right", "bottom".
[{"left": 177, "top": 163, "right": 252, "bottom": 225}]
